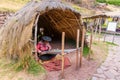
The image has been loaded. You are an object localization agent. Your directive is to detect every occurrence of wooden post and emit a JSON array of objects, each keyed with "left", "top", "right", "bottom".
[
  {"left": 79, "top": 28, "right": 85, "bottom": 68},
  {"left": 76, "top": 29, "right": 80, "bottom": 70},
  {"left": 103, "top": 31, "right": 107, "bottom": 42},
  {"left": 98, "top": 17, "right": 102, "bottom": 42},
  {"left": 88, "top": 27, "right": 93, "bottom": 60},
  {"left": 112, "top": 32, "right": 115, "bottom": 43},
  {"left": 94, "top": 18, "right": 99, "bottom": 39},
  {"left": 61, "top": 32, "right": 65, "bottom": 79},
  {"left": 34, "top": 14, "right": 39, "bottom": 61}
]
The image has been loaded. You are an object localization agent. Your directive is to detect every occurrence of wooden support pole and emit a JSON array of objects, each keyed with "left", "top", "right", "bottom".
[
  {"left": 79, "top": 28, "right": 85, "bottom": 68},
  {"left": 88, "top": 27, "right": 93, "bottom": 60},
  {"left": 103, "top": 31, "right": 107, "bottom": 42},
  {"left": 112, "top": 32, "right": 116, "bottom": 43},
  {"left": 76, "top": 29, "right": 80, "bottom": 70},
  {"left": 61, "top": 32, "right": 65, "bottom": 79},
  {"left": 98, "top": 17, "right": 102, "bottom": 42},
  {"left": 34, "top": 14, "right": 39, "bottom": 61},
  {"left": 94, "top": 18, "right": 99, "bottom": 39}
]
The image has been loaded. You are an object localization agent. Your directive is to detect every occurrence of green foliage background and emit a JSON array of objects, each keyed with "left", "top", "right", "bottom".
[{"left": 97, "top": 0, "right": 120, "bottom": 6}]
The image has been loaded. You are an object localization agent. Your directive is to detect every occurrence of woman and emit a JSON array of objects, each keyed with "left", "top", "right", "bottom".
[{"left": 36, "top": 36, "right": 56, "bottom": 61}]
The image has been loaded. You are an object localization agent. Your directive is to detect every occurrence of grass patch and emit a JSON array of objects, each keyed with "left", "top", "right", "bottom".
[
  {"left": 105, "top": 41, "right": 118, "bottom": 46},
  {"left": 15, "top": 56, "right": 45, "bottom": 75},
  {"left": 0, "top": 58, "right": 14, "bottom": 69},
  {"left": 0, "top": 0, "right": 29, "bottom": 12},
  {"left": 93, "top": 42, "right": 97, "bottom": 45},
  {"left": 27, "top": 59, "right": 45, "bottom": 75},
  {"left": 86, "top": 31, "right": 91, "bottom": 36},
  {"left": 0, "top": 56, "right": 45, "bottom": 76},
  {"left": 0, "top": 56, "right": 46, "bottom": 80},
  {"left": 91, "top": 41, "right": 109, "bottom": 63},
  {"left": 83, "top": 46, "right": 90, "bottom": 57}
]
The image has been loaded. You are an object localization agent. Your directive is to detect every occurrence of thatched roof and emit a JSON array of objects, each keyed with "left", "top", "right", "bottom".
[
  {"left": 82, "top": 11, "right": 107, "bottom": 19},
  {"left": 83, "top": 11, "right": 120, "bottom": 19},
  {"left": 104, "top": 11, "right": 120, "bottom": 18},
  {"left": 0, "top": 0, "right": 83, "bottom": 58},
  {"left": 83, "top": 14, "right": 107, "bottom": 19}
]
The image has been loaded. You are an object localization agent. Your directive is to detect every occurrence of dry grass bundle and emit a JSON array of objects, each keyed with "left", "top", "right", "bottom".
[{"left": 0, "top": 0, "right": 83, "bottom": 67}]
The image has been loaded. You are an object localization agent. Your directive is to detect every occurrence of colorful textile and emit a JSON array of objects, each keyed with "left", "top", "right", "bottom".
[
  {"left": 36, "top": 41, "right": 51, "bottom": 52},
  {"left": 43, "top": 57, "right": 71, "bottom": 71}
]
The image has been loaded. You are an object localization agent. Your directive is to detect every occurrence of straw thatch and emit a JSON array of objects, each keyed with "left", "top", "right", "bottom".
[
  {"left": 0, "top": 0, "right": 83, "bottom": 59},
  {"left": 83, "top": 11, "right": 120, "bottom": 19},
  {"left": 82, "top": 13, "right": 108, "bottom": 19},
  {"left": 104, "top": 11, "right": 120, "bottom": 18}
]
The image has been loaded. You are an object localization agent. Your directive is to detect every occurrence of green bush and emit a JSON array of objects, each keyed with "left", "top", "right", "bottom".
[
  {"left": 83, "top": 46, "right": 90, "bottom": 57},
  {"left": 106, "top": 0, "right": 120, "bottom": 6},
  {"left": 97, "top": 0, "right": 120, "bottom": 6},
  {"left": 96, "top": 0, "right": 106, "bottom": 3}
]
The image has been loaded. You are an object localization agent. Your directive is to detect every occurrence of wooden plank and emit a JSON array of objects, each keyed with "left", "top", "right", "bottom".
[{"left": 76, "top": 29, "right": 80, "bottom": 70}]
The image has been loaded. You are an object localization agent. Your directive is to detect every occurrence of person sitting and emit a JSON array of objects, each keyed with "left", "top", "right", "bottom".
[{"left": 36, "top": 36, "right": 56, "bottom": 61}]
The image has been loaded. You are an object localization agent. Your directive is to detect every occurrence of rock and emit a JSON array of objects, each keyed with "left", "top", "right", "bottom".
[
  {"left": 102, "top": 63, "right": 109, "bottom": 67},
  {"left": 116, "top": 76, "right": 120, "bottom": 80},
  {"left": 106, "top": 79, "right": 116, "bottom": 80},
  {"left": 93, "top": 74, "right": 106, "bottom": 79},
  {"left": 97, "top": 68, "right": 103, "bottom": 74},
  {"left": 100, "top": 66, "right": 108, "bottom": 71},
  {"left": 104, "top": 71, "right": 115, "bottom": 79},
  {"left": 109, "top": 69, "right": 119, "bottom": 76},
  {"left": 92, "top": 37, "right": 120, "bottom": 80},
  {"left": 99, "top": 78, "right": 106, "bottom": 80},
  {"left": 92, "top": 77, "right": 98, "bottom": 80}
]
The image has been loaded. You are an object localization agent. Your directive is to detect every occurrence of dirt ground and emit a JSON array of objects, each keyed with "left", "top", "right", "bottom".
[
  {"left": 45, "top": 39, "right": 108, "bottom": 80},
  {"left": 46, "top": 52, "right": 98, "bottom": 80}
]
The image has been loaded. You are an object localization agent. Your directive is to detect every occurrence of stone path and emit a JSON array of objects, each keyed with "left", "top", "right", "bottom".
[{"left": 92, "top": 35, "right": 120, "bottom": 80}]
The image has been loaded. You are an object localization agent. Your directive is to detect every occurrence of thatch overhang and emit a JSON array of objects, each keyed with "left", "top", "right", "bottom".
[
  {"left": 0, "top": 0, "right": 83, "bottom": 58},
  {"left": 82, "top": 11, "right": 120, "bottom": 19},
  {"left": 104, "top": 11, "right": 120, "bottom": 18},
  {"left": 82, "top": 14, "right": 108, "bottom": 19}
]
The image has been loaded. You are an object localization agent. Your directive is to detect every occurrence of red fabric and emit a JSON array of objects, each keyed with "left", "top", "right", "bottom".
[
  {"left": 43, "top": 57, "right": 71, "bottom": 71},
  {"left": 36, "top": 42, "right": 49, "bottom": 52}
]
